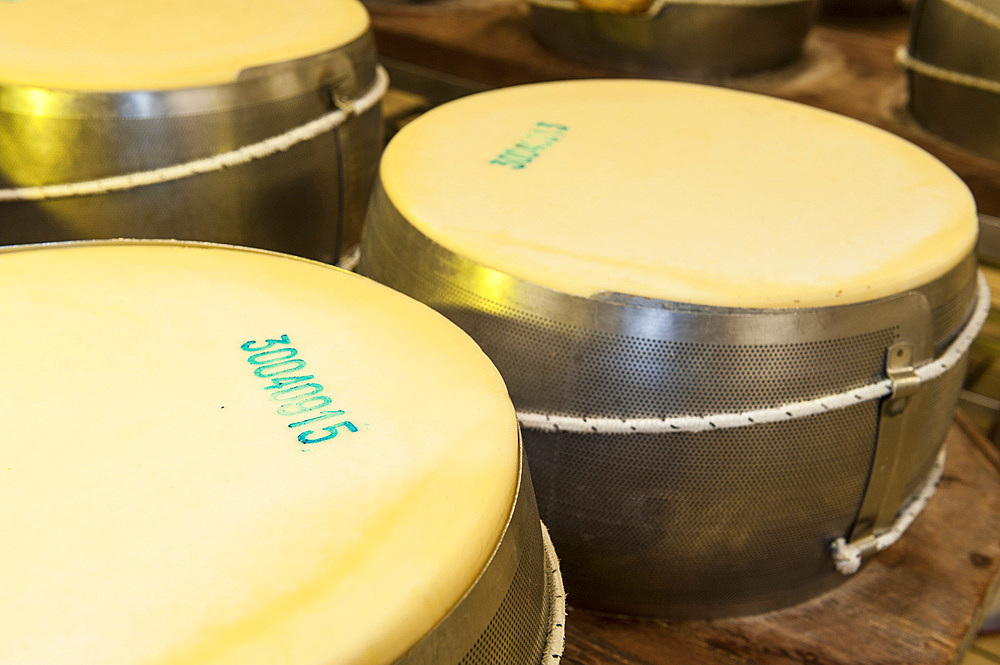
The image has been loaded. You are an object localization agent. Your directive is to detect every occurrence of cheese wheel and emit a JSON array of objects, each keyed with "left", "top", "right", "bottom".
[
  {"left": 380, "top": 79, "right": 978, "bottom": 308},
  {"left": 0, "top": 243, "right": 519, "bottom": 665},
  {"left": 0, "top": 0, "right": 370, "bottom": 90}
]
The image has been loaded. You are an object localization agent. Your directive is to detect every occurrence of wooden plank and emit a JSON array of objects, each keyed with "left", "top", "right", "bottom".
[
  {"left": 369, "top": 2, "right": 1000, "bottom": 215},
  {"left": 556, "top": 419, "right": 1000, "bottom": 665}
]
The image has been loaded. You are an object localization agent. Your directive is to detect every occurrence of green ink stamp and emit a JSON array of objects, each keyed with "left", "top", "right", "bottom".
[{"left": 491, "top": 121, "right": 568, "bottom": 170}]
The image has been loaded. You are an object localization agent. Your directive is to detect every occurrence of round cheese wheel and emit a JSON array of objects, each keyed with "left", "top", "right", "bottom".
[
  {"left": 0, "top": 0, "right": 370, "bottom": 90},
  {"left": 0, "top": 242, "right": 519, "bottom": 665},
  {"left": 379, "top": 79, "right": 978, "bottom": 308}
]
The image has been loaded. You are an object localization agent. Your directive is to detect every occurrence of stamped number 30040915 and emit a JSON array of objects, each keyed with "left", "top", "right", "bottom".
[{"left": 240, "top": 335, "right": 358, "bottom": 449}]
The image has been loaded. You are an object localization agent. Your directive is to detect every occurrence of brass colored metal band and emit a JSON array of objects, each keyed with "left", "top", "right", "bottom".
[{"left": 0, "top": 66, "right": 388, "bottom": 203}]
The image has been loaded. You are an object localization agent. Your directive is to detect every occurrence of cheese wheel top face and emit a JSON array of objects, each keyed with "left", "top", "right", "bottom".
[
  {"left": 0, "top": 0, "right": 370, "bottom": 90},
  {"left": 380, "top": 79, "right": 978, "bottom": 308},
  {"left": 0, "top": 243, "right": 519, "bottom": 665}
]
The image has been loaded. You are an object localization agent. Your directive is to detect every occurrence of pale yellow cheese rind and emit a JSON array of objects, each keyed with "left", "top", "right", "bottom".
[
  {"left": 380, "top": 79, "right": 978, "bottom": 308},
  {"left": 0, "top": 0, "right": 370, "bottom": 90},
  {"left": 0, "top": 243, "right": 519, "bottom": 665}
]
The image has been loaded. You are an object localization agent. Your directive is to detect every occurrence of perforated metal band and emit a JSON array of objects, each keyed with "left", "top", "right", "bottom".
[
  {"left": 393, "top": 444, "right": 563, "bottom": 665},
  {"left": 0, "top": 67, "right": 388, "bottom": 203},
  {"left": 515, "top": 271, "right": 989, "bottom": 434},
  {"left": 0, "top": 33, "right": 382, "bottom": 265},
  {"left": 359, "top": 184, "right": 977, "bottom": 617}
]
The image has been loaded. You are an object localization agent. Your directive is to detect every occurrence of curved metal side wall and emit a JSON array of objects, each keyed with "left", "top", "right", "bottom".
[
  {"left": 359, "top": 182, "right": 976, "bottom": 618},
  {"left": 0, "top": 33, "right": 382, "bottom": 264},
  {"left": 528, "top": 0, "right": 817, "bottom": 78},
  {"left": 905, "top": 0, "right": 1000, "bottom": 160}
]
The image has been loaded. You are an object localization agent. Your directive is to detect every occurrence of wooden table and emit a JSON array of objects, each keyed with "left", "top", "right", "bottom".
[
  {"left": 368, "top": 1, "right": 1000, "bottom": 217},
  {"left": 556, "top": 412, "right": 1000, "bottom": 665}
]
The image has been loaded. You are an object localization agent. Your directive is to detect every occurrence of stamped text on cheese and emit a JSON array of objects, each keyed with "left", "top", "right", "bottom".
[
  {"left": 490, "top": 121, "right": 568, "bottom": 170},
  {"left": 241, "top": 335, "right": 358, "bottom": 449}
]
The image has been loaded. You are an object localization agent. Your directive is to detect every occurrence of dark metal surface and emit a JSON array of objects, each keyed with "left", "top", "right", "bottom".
[
  {"left": 359, "top": 181, "right": 977, "bottom": 617},
  {"left": 978, "top": 214, "right": 1000, "bottom": 265},
  {"left": 0, "top": 32, "right": 383, "bottom": 264},
  {"left": 905, "top": 0, "right": 1000, "bottom": 161},
  {"left": 528, "top": 0, "right": 817, "bottom": 78},
  {"left": 380, "top": 57, "right": 487, "bottom": 106}
]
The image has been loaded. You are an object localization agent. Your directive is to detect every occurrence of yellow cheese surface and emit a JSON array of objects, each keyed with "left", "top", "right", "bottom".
[
  {"left": 0, "top": 243, "right": 519, "bottom": 665},
  {"left": 380, "top": 79, "right": 978, "bottom": 308},
  {"left": 0, "top": 0, "right": 370, "bottom": 90}
]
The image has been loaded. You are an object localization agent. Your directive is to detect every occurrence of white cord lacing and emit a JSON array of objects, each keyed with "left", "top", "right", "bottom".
[
  {"left": 0, "top": 66, "right": 389, "bottom": 202},
  {"left": 830, "top": 445, "right": 946, "bottom": 575},
  {"left": 516, "top": 270, "right": 990, "bottom": 434},
  {"left": 896, "top": 47, "right": 1000, "bottom": 95},
  {"left": 895, "top": 0, "right": 1000, "bottom": 93},
  {"left": 336, "top": 244, "right": 362, "bottom": 271},
  {"left": 540, "top": 523, "right": 567, "bottom": 661}
]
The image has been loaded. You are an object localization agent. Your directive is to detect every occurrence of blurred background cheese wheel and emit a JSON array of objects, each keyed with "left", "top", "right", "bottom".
[
  {"left": 358, "top": 79, "right": 982, "bottom": 617},
  {"left": 526, "top": 0, "right": 817, "bottom": 78},
  {"left": 0, "top": 0, "right": 385, "bottom": 265},
  {"left": 899, "top": 0, "right": 1000, "bottom": 162},
  {"left": 0, "top": 241, "right": 564, "bottom": 665}
]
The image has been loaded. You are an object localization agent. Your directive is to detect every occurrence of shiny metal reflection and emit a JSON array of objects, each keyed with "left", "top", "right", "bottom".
[
  {"left": 902, "top": 0, "right": 1000, "bottom": 161},
  {"left": 359, "top": 181, "right": 977, "bottom": 617},
  {"left": 0, "top": 33, "right": 383, "bottom": 264},
  {"left": 528, "top": 0, "right": 817, "bottom": 78}
]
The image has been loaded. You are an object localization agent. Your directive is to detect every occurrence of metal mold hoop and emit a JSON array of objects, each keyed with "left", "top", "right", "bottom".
[
  {"left": 358, "top": 183, "right": 984, "bottom": 618},
  {"left": 527, "top": 0, "right": 818, "bottom": 78},
  {"left": 899, "top": 0, "right": 1000, "bottom": 161},
  {"left": 0, "top": 31, "right": 385, "bottom": 265}
]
